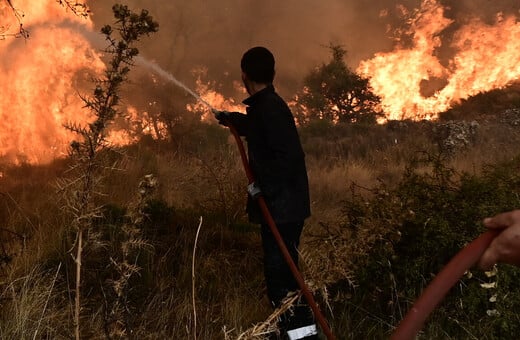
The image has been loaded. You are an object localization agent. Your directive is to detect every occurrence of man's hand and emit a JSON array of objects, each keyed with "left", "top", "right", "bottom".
[
  {"left": 213, "top": 110, "right": 231, "bottom": 126},
  {"left": 477, "top": 210, "right": 520, "bottom": 270}
]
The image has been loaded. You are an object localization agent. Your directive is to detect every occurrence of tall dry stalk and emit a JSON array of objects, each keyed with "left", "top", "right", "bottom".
[
  {"left": 192, "top": 216, "right": 203, "bottom": 340},
  {"left": 57, "top": 5, "right": 158, "bottom": 339},
  {"left": 104, "top": 174, "right": 157, "bottom": 337}
]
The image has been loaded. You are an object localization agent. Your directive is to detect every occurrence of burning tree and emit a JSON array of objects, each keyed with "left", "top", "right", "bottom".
[{"left": 295, "top": 44, "right": 381, "bottom": 124}]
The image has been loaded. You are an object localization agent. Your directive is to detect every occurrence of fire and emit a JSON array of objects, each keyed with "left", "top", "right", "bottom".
[
  {"left": 187, "top": 68, "right": 245, "bottom": 121},
  {"left": 125, "top": 104, "right": 168, "bottom": 140},
  {"left": 2, "top": 0, "right": 519, "bottom": 164},
  {"left": 357, "top": 0, "right": 520, "bottom": 121},
  {"left": 0, "top": 0, "right": 129, "bottom": 164}
]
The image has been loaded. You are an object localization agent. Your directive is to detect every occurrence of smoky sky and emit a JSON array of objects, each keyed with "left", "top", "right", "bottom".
[{"left": 87, "top": 0, "right": 520, "bottom": 99}]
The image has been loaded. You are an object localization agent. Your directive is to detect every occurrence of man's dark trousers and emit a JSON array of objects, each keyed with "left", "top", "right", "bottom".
[{"left": 261, "top": 221, "right": 317, "bottom": 338}]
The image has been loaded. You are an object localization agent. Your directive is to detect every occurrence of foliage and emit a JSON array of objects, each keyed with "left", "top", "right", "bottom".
[
  {"left": 440, "top": 82, "right": 520, "bottom": 121},
  {"left": 3, "top": 106, "right": 520, "bottom": 337},
  {"left": 81, "top": 176, "right": 158, "bottom": 337},
  {"left": 56, "top": 4, "right": 158, "bottom": 338},
  {"left": 295, "top": 44, "right": 381, "bottom": 125},
  {"left": 332, "top": 152, "right": 520, "bottom": 338}
]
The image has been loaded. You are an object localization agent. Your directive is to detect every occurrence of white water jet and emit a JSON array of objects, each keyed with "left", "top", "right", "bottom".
[{"left": 135, "top": 56, "right": 216, "bottom": 112}]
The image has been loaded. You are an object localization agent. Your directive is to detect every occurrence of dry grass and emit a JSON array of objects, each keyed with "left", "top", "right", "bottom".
[
  {"left": 1, "top": 116, "right": 520, "bottom": 338},
  {"left": 0, "top": 264, "right": 68, "bottom": 339},
  {"left": 231, "top": 292, "right": 300, "bottom": 340}
]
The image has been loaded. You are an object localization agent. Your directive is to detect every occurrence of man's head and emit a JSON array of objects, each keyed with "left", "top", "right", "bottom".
[{"left": 241, "top": 46, "right": 275, "bottom": 90}]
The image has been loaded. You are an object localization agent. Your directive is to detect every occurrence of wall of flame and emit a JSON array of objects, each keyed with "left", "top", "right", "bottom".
[
  {"left": 0, "top": 0, "right": 108, "bottom": 164},
  {"left": 357, "top": 0, "right": 520, "bottom": 120},
  {"left": 1, "top": 0, "right": 520, "bottom": 164}
]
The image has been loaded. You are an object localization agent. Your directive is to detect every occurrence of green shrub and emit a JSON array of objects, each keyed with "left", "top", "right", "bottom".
[{"left": 334, "top": 152, "right": 520, "bottom": 338}]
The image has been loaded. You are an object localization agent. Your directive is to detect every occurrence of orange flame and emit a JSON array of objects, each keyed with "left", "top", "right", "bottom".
[
  {"left": 187, "top": 68, "right": 245, "bottom": 121},
  {"left": 357, "top": 0, "right": 520, "bottom": 120},
  {"left": 3, "top": 0, "right": 520, "bottom": 164},
  {"left": 0, "top": 0, "right": 133, "bottom": 164}
]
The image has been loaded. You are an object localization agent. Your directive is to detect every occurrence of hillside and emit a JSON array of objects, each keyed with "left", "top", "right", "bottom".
[{"left": 1, "top": 93, "right": 520, "bottom": 338}]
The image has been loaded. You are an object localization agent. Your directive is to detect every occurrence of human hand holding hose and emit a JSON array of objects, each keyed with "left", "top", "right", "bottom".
[
  {"left": 477, "top": 209, "right": 520, "bottom": 270},
  {"left": 391, "top": 223, "right": 502, "bottom": 339},
  {"left": 393, "top": 208, "right": 520, "bottom": 339},
  {"left": 213, "top": 110, "right": 239, "bottom": 127}
]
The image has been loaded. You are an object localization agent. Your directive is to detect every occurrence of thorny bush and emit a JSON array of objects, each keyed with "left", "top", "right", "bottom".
[{"left": 313, "top": 152, "right": 520, "bottom": 338}]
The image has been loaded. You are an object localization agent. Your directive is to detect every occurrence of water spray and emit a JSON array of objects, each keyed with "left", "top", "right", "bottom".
[
  {"left": 138, "top": 58, "right": 336, "bottom": 339},
  {"left": 135, "top": 56, "right": 217, "bottom": 113}
]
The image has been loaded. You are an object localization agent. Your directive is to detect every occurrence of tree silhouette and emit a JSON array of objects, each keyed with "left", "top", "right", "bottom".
[{"left": 296, "top": 44, "right": 381, "bottom": 124}]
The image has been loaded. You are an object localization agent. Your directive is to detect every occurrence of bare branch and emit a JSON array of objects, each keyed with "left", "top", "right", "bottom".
[
  {"left": 55, "top": 0, "right": 90, "bottom": 18},
  {"left": 0, "top": 0, "right": 29, "bottom": 40}
]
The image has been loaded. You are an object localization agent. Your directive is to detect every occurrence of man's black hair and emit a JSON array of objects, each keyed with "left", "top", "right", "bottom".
[{"left": 241, "top": 46, "right": 275, "bottom": 84}]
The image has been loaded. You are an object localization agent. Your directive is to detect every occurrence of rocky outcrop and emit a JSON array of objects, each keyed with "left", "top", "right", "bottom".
[{"left": 433, "top": 120, "right": 480, "bottom": 154}]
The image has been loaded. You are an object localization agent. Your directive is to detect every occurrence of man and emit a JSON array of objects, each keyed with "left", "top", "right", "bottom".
[
  {"left": 216, "top": 46, "right": 317, "bottom": 339},
  {"left": 478, "top": 210, "right": 520, "bottom": 270}
]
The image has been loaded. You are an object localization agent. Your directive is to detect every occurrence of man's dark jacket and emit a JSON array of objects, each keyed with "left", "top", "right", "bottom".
[{"left": 228, "top": 85, "right": 311, "bottom": 224}]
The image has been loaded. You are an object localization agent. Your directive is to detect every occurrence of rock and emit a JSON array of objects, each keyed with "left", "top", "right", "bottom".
[
  {"left": 433, "top": 120, "right": 479, "bottom": 154},
  {"left": 499, "top": 108, "right": 520, "bottom": 126}
]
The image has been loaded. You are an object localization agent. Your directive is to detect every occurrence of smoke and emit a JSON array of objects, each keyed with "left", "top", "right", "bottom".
[
  {"left": 84, "top": 0, "right": 519, "bottom": 102},
  {"left": 87, "top": 0, "right": 403, "bottom": 99},
  {"left": 442, "top": 0, "right": 520, "bottom": 23}
]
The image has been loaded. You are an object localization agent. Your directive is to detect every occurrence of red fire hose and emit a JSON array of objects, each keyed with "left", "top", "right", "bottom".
[
  {"left": 225, "top": 119, "right": 499, "bottom": 340},
  {"left": 390, "top": 230, "right": 499, "bottom": 339},
  {"left": 226, "top": 123, "right": 336, "bottom": 340}
]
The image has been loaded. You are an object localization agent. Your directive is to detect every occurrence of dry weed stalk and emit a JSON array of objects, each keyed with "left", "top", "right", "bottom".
[
  {"left": 191, "top": 216, "right": 203, "bottom": 340},
  {"left": 0, "top": 265, "right": 63, "bottom": 339},
  {"left": 105, "top": 174, "right": 157, "bottom": 337},
  {"left": 56, "top": 5, "right": 157, "bottom": 339},
  {"left": 230, "top": 293, "right": 299, "bottom": 340}
]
